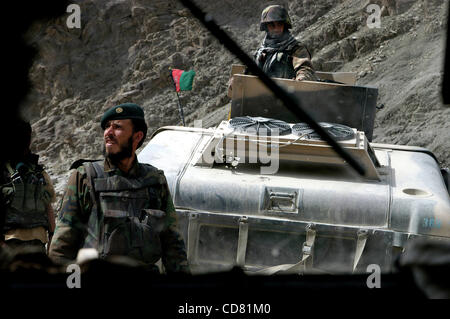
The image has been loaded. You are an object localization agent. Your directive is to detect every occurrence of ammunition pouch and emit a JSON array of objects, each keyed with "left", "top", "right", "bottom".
[
  {"left": 257, "top": 50, "right": 296, "bottom": 79},
  {"left": 103, "top": 210, "right": 166, "bottom": 264}
]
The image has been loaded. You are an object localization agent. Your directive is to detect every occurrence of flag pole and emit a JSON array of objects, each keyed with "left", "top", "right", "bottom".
[{"left": 169, "top": 70, "right": 186, "bottom": 127}]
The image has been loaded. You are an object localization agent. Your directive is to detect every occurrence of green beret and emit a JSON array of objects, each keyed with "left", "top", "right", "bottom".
[{"left": 101, "top": 103, "right": 146, "bottom": 129}]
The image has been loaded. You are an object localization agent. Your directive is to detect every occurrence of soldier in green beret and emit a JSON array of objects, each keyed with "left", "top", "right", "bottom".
[{"left": 49, "top": 103, "right": 190, "bottom": 273}]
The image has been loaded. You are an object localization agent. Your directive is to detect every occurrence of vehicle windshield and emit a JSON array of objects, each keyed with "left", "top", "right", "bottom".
[{"left": 20, "top": 0, "right": 450, "bottom": 292}]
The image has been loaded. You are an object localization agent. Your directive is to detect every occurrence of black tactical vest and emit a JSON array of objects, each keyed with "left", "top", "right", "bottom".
[
  {"left": 259, "top": 50, "right": 297, "bottom": 79},
  {"left": 2, "top": 161, "right": 50, "bottom": 232},
  {"left": 82, "top": 161, "right": 167, "bottom": 267}
]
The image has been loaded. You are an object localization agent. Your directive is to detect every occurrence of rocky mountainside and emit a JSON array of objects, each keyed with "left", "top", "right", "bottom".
[{"left": 22, "top": 0, "right": 449, "bottom": 199}]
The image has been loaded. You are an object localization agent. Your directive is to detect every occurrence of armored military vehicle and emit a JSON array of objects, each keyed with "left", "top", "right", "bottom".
[{"left": 138, "top": 65, "right": 450, "bottom": 275}]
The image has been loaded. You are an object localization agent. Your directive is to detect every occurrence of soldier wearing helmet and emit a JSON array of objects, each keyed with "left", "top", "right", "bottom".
[{"left": 255, "top": 5, "right": 318, "bottom": 81}]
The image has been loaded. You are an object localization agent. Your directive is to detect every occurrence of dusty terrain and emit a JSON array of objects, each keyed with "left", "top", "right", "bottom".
[{"left": 21, "top": 0, "right": 449, "bottom": 200}]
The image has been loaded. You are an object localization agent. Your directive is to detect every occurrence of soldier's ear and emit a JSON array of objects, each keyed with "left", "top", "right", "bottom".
[{"left": 133, "top": 131, "right": 144, "bottom": 147}]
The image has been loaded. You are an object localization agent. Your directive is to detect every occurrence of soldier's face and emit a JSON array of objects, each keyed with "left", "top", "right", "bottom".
[
  {"left": 267, "top": 21, "right": 285, "bottom": 37},
  {"left": 103, "top": 119, "right": 136, "bottom": 160}
]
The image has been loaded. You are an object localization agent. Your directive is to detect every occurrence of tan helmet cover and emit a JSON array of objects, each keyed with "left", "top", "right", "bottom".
[{"left": 260, "top": 5, "right": 292, "bottom": 31}]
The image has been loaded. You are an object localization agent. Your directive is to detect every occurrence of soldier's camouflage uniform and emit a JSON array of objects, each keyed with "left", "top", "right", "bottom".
[
  {"left": 49, "top": 157, "right": 189, "bottom": 273},
  {"left": 254, "top": 33, "right": 318, "bottom": 81},
  {"left": 2, "top": 155, "right": 56, "bottom": 253}
]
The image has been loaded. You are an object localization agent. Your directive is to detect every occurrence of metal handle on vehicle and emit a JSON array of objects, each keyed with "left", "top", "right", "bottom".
[
  {"left": 268, "top": 191, "right": 297, "bottom": 212},
  {"left": 236, "top": 216, "right": 249, "bottom": 268},
  {"left": 187, "top": 213, "right": 200, "bottom": 265}
]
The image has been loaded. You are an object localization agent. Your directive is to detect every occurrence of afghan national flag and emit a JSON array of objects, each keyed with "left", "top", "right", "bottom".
[{"left": 171, "top": 69, "right": 196, "bottom": 92}]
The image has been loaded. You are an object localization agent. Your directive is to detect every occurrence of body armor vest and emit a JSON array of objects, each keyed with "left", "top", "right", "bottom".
[
  {"left": 258, "top": 50, "right": 297, "bottom": 79},
  {"left": 82, "top": 161, "right": 167, "bottom": 267},
  {"left": 2, "top": 161, "right": 50, "bottom": 232}
]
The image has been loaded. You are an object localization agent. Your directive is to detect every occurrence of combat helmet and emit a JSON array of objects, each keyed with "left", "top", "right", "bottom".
[{"left": 259, "top": 5, "right": 292, "bottom": 31}]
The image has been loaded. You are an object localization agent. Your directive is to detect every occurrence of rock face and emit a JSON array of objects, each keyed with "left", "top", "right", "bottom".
[{"left": 23, "top": 0, "right": 449, "bottom": 199}]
